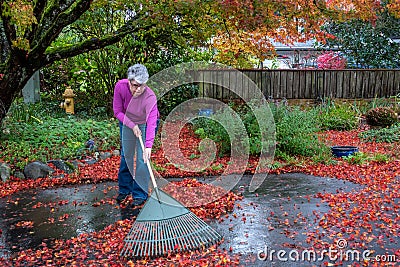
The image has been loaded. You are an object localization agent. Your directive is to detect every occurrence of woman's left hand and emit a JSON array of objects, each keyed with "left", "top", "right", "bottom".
[{"left": 143, "top": 148, "right": 152, "bottom": 163}]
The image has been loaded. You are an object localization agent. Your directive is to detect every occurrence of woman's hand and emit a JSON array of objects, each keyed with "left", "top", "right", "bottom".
[
  {"left": 132, "top": 125, "right": 142, "bottom": 137},
  {"left": 143, "top": 148, "right": 152, "bottom": 163}
]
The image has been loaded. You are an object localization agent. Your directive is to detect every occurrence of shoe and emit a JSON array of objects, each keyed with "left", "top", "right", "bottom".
[
  {"left": 116, "top": 193, "right": 130, "bottom": 204},
  {"left": 132, "top": 198, "right": 146, "bottom": 206}
]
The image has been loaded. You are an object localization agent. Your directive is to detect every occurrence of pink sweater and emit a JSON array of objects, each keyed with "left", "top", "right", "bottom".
[{"left": 113, "top": 79, "right": 159, "bottom": 148}]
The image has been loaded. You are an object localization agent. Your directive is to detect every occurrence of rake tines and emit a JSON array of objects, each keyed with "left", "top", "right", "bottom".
[{"left": 120, "top": 189, "right": 222, "bottom": 258}]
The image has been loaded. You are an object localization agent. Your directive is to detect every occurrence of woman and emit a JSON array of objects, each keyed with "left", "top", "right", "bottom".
[{"left": 113, "top": 64, "right": 159, "bottom": 206}]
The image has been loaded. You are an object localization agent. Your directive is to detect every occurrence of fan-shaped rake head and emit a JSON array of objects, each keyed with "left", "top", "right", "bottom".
[{"left": 120, "top": 189, "right": 222, "bottom": 258}]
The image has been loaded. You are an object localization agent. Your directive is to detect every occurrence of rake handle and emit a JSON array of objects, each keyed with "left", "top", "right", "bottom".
[{"left": 138, "top": 134, "right": 161, "bottom": 201}]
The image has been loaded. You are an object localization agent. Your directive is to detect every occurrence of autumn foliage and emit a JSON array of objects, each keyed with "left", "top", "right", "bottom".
[
  {"left": 317, "top": 51, "right": 347, "bottom": 69},
  {"left": 210, "top": 0, "right": 400, "bottom": 66}
]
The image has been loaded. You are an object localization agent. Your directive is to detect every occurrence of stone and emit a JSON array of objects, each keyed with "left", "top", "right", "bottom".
[
  {"left": 23, "top": 161, "right": 55, "bottom": 179},
  {"left": 0, "top": 162, "right": 11, "bottom": 182},
  {"left": 47, "top": 159, "right": 75, "bottom": 174},
  {"left": 13, "top": 171, "right": 26, "bottom": 179},
  {"left": 99, "top": 152, "right": 112, "bottom": 160},
  {"left": 84, "top": 158, "right": 97, "bottom": 165},
  {"left": 70, "top": 160, "right": 85, "bottom": 169}
]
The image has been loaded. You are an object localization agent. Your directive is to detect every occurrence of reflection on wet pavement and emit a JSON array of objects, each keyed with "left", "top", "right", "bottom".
[
  {"left": 210, "top": 173, "right": 363, "bottom": 266},
  {"left": 0, "top": 183, "right": 121, "bottom": 257}
]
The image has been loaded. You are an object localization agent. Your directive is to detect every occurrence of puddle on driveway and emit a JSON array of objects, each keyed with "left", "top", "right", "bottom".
[
  {"left": 0, "top": 182, "right": 121, "bottom": 257},
  {"left": 210, "top": 173, "right": 363, "bottom": 266},
  {"left": 1, "top": 173, "right": 365, "bottom": 266}
]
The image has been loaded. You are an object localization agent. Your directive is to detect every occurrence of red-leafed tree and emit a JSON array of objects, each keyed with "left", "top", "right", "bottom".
[
  {"left": 1, "top": 0, "right": 399, "bottom": 125},
  {"left": 211, "top": 0, "right": 400, "bottom": 66},
  {"left": 317, "top": 51, "right": 347, "bottom": 69}
]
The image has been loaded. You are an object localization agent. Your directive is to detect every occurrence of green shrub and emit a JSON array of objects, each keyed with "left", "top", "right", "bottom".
[
  {"left": 371, "top": 153, "right": 390, "bottom": 163},
  {"left": 342, "top": 152, "right": 391, "bottom": 165},
  {"left": 4, "top": 99, "right": 66, "bottom": 124},
  {"left": 192, "top": 108, "right": 247, "bottom": 157},
  {"left": 342, "top": 152, "right": 371, "bottom": 165},
  {"left": 274, "top": 106, "right": 330, "bottom": 157},
  {"left": 359, "top": 123, "right": 400, "bottom": 143},
  {"left": 365, "top": 107, "right": 398, "bottom": 127},
  {"left": 192, "top": 103, "right": 331, "bottom": 161},
  {"left": 317, "top": 104, "right": 359, "bottom": 131},
  {"left": 192, "top": 101, "right": 276, "bottom": 158},
  {"left": 157, "top": 84, "right": 199, "bottom": 119}
]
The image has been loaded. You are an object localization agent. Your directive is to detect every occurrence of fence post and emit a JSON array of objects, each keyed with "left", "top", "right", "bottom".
[{"left": 22, "top": 71, "right": 41, "bottom": 103}]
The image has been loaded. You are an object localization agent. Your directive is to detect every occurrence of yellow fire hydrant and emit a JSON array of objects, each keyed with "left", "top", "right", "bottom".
[{"left": 60, "top": 87, "right": 76, "bottom": 114}]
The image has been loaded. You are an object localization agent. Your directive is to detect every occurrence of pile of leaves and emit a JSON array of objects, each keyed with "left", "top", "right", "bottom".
[{"left": 163, "top": 178, "right": 242, "bottom": 220}]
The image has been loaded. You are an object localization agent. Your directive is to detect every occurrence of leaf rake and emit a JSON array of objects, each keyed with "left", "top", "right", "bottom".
[{"left": 120, "top": 136, "right": 222, "bottom": 258}]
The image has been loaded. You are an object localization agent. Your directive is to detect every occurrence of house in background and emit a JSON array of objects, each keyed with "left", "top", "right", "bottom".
[
  {"left": 262, "top": 35, "right": 400, "bottom": 69},
  {"left": 261, "top": 40, "right": 325, "bottom": 69}
]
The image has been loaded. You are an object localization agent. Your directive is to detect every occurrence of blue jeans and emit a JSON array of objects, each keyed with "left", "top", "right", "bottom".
[{"left": 118, "top": 122, "right": 149, "bottom": 200}]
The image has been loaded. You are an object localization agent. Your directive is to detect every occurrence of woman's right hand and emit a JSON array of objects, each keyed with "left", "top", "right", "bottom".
[{"left": 132, "top": 125, "right": 142, "bottom": 137}]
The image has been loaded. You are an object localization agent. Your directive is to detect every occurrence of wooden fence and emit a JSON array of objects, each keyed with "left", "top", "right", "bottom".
[{"left": 193, "top": 69, "right": 400, "bottom": 100}]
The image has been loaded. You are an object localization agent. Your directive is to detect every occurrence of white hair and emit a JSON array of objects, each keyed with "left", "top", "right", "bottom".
[{"left": 127, "top": 64, "right": 149, "bottom": 84}]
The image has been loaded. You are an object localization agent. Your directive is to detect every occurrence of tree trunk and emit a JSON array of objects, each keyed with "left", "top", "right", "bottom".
[{"left": 0, "top": 59, "right": 37, "bottom": 123}]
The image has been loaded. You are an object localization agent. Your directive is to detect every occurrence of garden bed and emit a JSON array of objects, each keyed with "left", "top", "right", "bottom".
[{"left": 0, "top": 111, "right": 399, "bottom": 266}]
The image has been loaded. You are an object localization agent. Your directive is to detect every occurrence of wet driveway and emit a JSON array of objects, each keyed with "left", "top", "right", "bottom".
[
  {"left": 0, "top": 173, "right": 373, "bottom": 266},
  {"left": 210, "top": 173, "right": 362, "bottom": 266}
]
